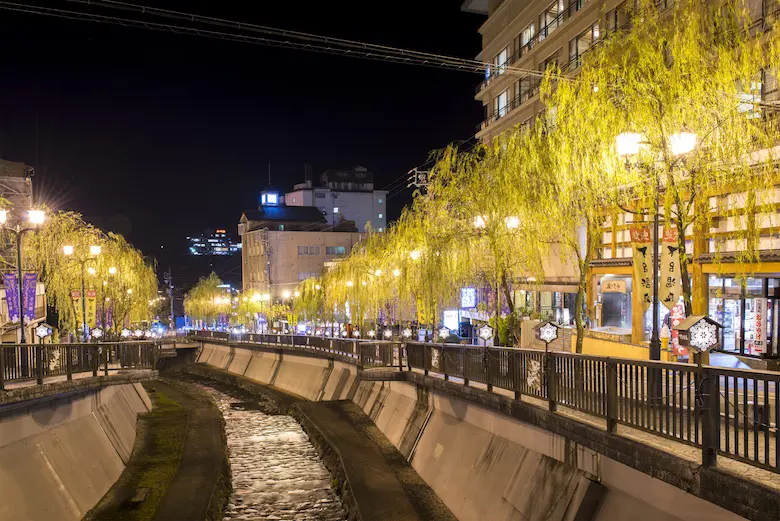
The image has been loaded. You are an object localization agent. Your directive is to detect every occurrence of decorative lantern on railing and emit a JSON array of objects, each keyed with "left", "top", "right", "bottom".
[
  {"left": 35, "top": 324, "right": 52, "bottom": 340},
  {"left": 367, "top": 329, "right": 376, "bottom": 338},
  {"left": 383, "top": 329, "right": 393, "bottom": 339},
  {"left": 438, "top": 327, "right": 450, "bottom": 341},
  {"left": 674, "top": 315, "right": 722, "bottom": 365},
  {"left": 478, "top": 324, "right": 494, "bottom": 347},
  {"left": 353, "top": 330, "right": 361, "bottom": 338},
  {"left": 121, "top": 328, "right": 132, "bottom": 338},
  {"left": 402, "top": 327, "right": 413, "bottom": 339},
  {"left": 91, "top": 328, "right": 103, "bottom": 340},
  {"left": 534, "top": 320, "right": 560, "bottom": 353}
]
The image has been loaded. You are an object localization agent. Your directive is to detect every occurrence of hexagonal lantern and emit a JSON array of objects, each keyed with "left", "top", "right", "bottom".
[
  {"left": 383, "top": 329, "right": 393, "bottom": 339},
  {"left": 478, "top": 324, "right": 494, "bottom": 346},
  {"left": 438, "top": 327, "right": 450, "bottom": 340},
  {"left": 121, "top": 328, "right": 132, "bottom": 338},
  {"left": 674, "top": 315, "right": 722, "bottom": 355},
  {"left": 402, "top": 327, "right": 413, "bottom": 339},
  {"left": 91, "top": 328, "right": 103, "bottom": 339},
  {"left": 534, "top": 320, "right": 560, "bottom": 352},
  {"left": 367, "top": 329, "right": 376, "bottom": 338},
  {"left": 35, "top": 324, "right": 52, "bottom": 339}
]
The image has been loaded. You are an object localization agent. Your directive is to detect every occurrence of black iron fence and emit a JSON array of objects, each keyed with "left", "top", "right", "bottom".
[
  {"left": 192, "top": 331, "right": 779, "bottom": 474},
  {"left": 0, "top": 342, "right": 157, "bottom": 389}
]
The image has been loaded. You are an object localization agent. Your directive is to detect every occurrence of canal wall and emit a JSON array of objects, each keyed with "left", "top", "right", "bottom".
[
  {"left": 0, "top": 382, "right": 151, "bottom": 521},
  {"left": 195, "top": 341, "right": 752, "bottom": 521}
]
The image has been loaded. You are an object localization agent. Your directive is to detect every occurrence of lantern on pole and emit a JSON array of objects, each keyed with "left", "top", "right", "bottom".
[
  {"left": 478, "top": 324, "right": 494, "bottom": 347},
  {"left": 438, "top": 327, "right": 450, "bottom": 341},
  {"left": 674, "top": 315, "right": 722, "bottom": 366},
  {"left": 534, "top": 320, "right": 560, "bottom": 353}
]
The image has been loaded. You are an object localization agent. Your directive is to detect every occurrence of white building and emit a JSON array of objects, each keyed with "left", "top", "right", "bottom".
[{"left": 284, "top": 166, "right": 388, "bottom": 233}]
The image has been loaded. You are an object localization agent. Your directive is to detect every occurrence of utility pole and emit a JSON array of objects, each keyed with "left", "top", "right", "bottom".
[{"left": 164, "top": 269, "right": 174, "bottom": 330}]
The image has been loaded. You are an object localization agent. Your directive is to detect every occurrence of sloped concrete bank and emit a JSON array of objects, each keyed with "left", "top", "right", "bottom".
[
  {"left": 196, "top": 341, "right": 755, "bottom": 521},
  {"left": 0, "top": 382, "right": 151, "bottom": 521}
]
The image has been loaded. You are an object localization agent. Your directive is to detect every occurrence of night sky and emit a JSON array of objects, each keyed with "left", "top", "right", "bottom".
[{"left": 0, "top": 1, "right": 484, "bottom": 288}]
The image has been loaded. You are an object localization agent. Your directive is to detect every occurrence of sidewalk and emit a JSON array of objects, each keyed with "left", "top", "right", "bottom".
[{"left": 294, "top": 400, "right": 457, "bottom": 521}]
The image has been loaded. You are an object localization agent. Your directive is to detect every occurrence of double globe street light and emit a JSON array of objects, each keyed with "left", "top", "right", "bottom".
[
  {"left": 63, "top": 244, "right": 105, "bottom": 341},
  {"left": 615, "top": 130, "right": 697, "bottom": 361}
]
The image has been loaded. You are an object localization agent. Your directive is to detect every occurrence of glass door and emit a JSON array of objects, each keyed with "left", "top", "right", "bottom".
[{"left": 722, "top": 298, "right": 741, "bottom": 353}]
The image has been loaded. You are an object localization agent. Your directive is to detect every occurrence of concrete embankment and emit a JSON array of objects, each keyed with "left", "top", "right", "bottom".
[
  {"left": 0, "top": 382, "right": 151, "bottom": 521},
  {"left": 195, "top": 340, "right": 757, "bottom": 521}
]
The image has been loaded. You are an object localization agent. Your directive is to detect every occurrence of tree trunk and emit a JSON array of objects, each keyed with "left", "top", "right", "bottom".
[{"left": 675, "top": 214, "right": 693, "bottom": 316}]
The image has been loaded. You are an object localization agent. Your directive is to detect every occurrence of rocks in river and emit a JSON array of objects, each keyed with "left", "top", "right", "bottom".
[{"left": 202, "top": 385, "right": 347, "bottom": 521}]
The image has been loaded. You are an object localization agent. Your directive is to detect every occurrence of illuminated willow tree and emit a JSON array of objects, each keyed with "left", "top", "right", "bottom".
[
  {"left": 20, "top": 211, "right": 158, "bottom": 332},
  {"left": 184, "top": 272, "right": 230, "bottom": 326},
  {"left": 548, "top": 0, "right": 780, "bottom": 318}
]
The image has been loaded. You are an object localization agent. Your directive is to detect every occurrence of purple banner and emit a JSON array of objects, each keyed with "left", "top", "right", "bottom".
[
  {"left": 107, "top": 302, "right": 114, "bottom": 329},
  {"left": 3, "top": 273, "right": 19, "bottom": 323},
  {"left": 98, "top": 302, "right": 114, "bottom": 329},
  {"left": 22, "top": 273, "right": 37, "bottom": 323}
]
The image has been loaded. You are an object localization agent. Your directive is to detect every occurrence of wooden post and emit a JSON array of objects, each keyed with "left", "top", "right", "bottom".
[
  {"left": 699, "top": 365, "right": 719, "bottom": 467},
  {"left": 546, "top": 353, "right": 557, "bottom": 412},
  {"left": 92, "top": 344, "right": 98, "bottom": 377},
  {"left": 66, "top": 345, "right": 73, "bottom": 381},
  {"left": 36, "top": 342, "right": 43, "bottom": 385}
]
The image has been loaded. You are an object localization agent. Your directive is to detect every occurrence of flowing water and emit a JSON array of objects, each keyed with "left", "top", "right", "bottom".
[{"left": 202, "top": 386, "right": 347, "bottom": 521}]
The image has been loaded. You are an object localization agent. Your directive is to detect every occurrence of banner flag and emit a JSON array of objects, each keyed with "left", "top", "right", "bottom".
[
  {"left": 3, "top": 273, "right": 19, "bottom": 323},
  {"left": 659, "top": 228, "right": 683, "bottom": 310},
  {"left": 630, "top": 226, "right": 653, "bottom": 313},
  {"left": 86, "top": 289, "right": 97, "bottom": 328},
  {"left": 22, "top": 273, "right": 37, "bottom": 323},
  {"left": 72, "top": 290, "right": 84, "bottom": 328}
]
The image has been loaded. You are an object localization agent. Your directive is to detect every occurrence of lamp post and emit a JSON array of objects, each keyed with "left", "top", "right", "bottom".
[
  {"left": 615, "top": 131, "right": 697, "bottom": 361},
  {"left": 0, "top": 209, "right": 45, "bottom": 347},
  {"left": 63, "top": 244, "right": 101, "bottom": 342}
]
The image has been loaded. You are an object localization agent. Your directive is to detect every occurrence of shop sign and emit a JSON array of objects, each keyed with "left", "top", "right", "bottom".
[
  {"left": 752, "top": 298, "right": 767, "bottom": 354},
  {"left": 670, "top": 302, "right": 687, "bottom": 356},
  {"left": 602, "top": 279, "right": 627, "bottom": 294},
  {"left": 630, "top": 226, "right": 653, "bottom": 313},
  {"left": 660, "top": 228, "right": 683, "bottom": 310},
  {"left": 460, "top": 287, "right": 477, "bottom": 308},
  {"left": 461, "top": 309, "right": 490, "bottom": 322}
]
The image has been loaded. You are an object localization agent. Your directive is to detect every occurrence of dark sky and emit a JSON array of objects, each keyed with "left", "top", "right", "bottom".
[{"left": 0, "top": 1, "right": 484, "bottom": 288}]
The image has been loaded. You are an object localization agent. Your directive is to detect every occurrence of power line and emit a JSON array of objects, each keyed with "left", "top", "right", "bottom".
[{"left": 0, "top": 1, "right": 550, "bottom": 79}]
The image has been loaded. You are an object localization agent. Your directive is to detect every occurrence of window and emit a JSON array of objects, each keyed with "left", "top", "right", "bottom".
[
  {"left": 516, "top": 77, "right": 539, "bottom": 103},
  {"left": 606, "top": 2, "right": 630, "bottom": 33},
  {"left": 279, "top": 224, "right": 285, "bottom": 231},
  {"left": 737, "top": 76, "right": 763, "bottom": 119},
  {"left": 298, "top": 271, "right": 318, "bottom": 281},
  {"left": 494, "top": 45, "right": 509, "bottom": 75},
  {"left": 569, "top": 23, "right": 599, "bottom": 68},
  {"left": 494, "top": 89, "right": 510, "bottom": 118},
  {"left": 539, "top": 51, "right": 559, "bottom": 73},
  {"left": 378, "top": 213, "right": 383, "bottom": 219},
  {"left": 326, "top": 246, "right": 347, "bottom": 256},
  {"left": 297, "top": 246, "right": 320, "bottom": 255},
  {"left": 539, "top": 0, "right": 565, "bottom": 41},
  {"left": 519, "top": 23, "right": 535, "bottom": 55},
  {"left": 266, "top": 193, "right": 278, "bottom": 205},
  {"left": 333, "top": 207, "right": 339, "bottom": 214},
  {"left": 378, "top": 198, "right": 383, "bottom": 204}
]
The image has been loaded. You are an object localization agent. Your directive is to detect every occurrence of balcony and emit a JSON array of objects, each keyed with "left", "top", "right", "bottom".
[{"left": 476, "top": 81, "right": 541, "bottom": 133}]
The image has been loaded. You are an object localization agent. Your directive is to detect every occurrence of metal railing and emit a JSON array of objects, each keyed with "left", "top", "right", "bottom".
[
  {"left": 192, "top": 331, "right": 779, "bottom": 473},
  {"left": 0, "top": 342, "right": 158, "bottom": 389}
]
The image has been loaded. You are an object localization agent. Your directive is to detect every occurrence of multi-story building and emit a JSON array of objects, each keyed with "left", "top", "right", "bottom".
[
  {"left": 187, "top": 229, "right": 241, "bottom": 256},
  {"left": 466, "top": 0, "right": 780, "bottom": 363},
  {"left": 239, "top": 190, "right": 362, "bottom": 298},
  {"left": 284, "top": 165, "right": 388, "bottom": 233}
]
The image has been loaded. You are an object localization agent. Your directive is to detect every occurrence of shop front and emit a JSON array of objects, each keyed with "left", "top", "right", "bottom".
[{"left": 707, "top": 275, "right": 778, "bottom": 358}]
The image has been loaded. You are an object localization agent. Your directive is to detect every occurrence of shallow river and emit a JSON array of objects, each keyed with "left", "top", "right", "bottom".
[{"left": 201, "top": 386, "right": 346, "bottom": 521}]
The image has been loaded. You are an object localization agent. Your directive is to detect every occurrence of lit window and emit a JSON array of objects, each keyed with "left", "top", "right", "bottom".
[
  {"left": 333, "top": 207, "right": 339, "bottom": 214},
  {"left": 266, "top": 193, "right": 278, "bottom": 205},
  {"left": 378, "top": 198, "right": 383, "bottom": 204},
  {"left": 378, "top": 228, "right": 384, "bottom": 232},
  {"left": 378, "top": 213, "right": 383, "bottom": 219}
]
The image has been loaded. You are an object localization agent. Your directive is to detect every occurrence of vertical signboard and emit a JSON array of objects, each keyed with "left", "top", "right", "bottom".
[
  {"left": 22, "top": 273, "right": 37, "bottom": 323},
  {"left": 659, "top": 228, "right": 683, "bottom": 309},
  {"left": 630, "top": 226, "right": 653, "bottom": 313},
  {"left": 72, "top": 290, "right": 84, "bottom": 328},
  {"left": 86, "top": 289, "right": 98, "bottom": 328},
  {"left": 3, "top": 273, "right": 19, "bottom": 323},
  {"left": 753, "top": 297, "right": 767, "bottom": 354}
]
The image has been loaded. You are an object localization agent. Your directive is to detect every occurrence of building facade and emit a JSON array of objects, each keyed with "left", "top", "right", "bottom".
[
  {"left": 239, "top": 195, "right": 362, "bottom": 298},
  {"left": 467, "top": 0, "right": 780, "bottom": 361},
  {"left": 188, "top": 229, "right": 241, "bottom": 256},
  {"left": 284, "top": 165, "right": 388, "bottom": 232}
]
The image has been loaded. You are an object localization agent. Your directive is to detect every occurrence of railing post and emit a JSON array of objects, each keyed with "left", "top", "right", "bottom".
[
  {"left": 546, "top": 352, "right": 557, "bottom": 412},
  {"left": 606, "top": 358, "right": 618, "bottom": 433},
  {"left": 700, "top": 366, "right": 719, "bottom": 468},
  {"left": 92, "top": 344, "right": 98, "bottom": 377},
  {"left": 0, "top": 347, "right": 5, "bottom": 390},
  {"left": 485, "top": 347, "right": 492, "bottom": 392},
  {"left": 511, "top": 351, "right": 520, "bottom": 401},
  {"left": 104, "top": 344, "right": 109, "bottom": 376},
  {"left": 36, "top": 343, "right": 43, "bottom": 385},
  {"left": 66, "top": 345, "right": 73, "bottom": 381},
  {"left": 443, "top": 344, "right": 449, "bottom": 381},
  {"left": 424, "top": 344, "right": 429, "bottom": 376}
]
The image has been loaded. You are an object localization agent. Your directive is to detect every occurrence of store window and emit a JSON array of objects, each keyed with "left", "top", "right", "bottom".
[
  {"left": 595, "top": 275, "right": 632, "bottom": 331},
  {"left": 707, "top": 276, "right": 777, "bottom": 357}
]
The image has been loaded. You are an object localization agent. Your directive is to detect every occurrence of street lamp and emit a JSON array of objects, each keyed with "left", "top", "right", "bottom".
[
  {"left": 63, "top": 242, "right": 101, "bottom": 341},
  {"left": 615, "top": 130, "right": 698, "bottom": 361},
  {"left": 0, "top": 209, "right": 46, "bottom": 346}
]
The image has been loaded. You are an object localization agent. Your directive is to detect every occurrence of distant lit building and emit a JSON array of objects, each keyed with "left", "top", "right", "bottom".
[
  {"left": 284, "top": 165, "right": 388, "bottom": 233},
  {"left": 188, "top": 229, "right": 241, "bottom": 256}
]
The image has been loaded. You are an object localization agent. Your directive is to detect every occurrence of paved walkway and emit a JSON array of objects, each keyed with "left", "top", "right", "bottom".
[{"left": 295, "top": 400, "right": 457, "bottom": 521}]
